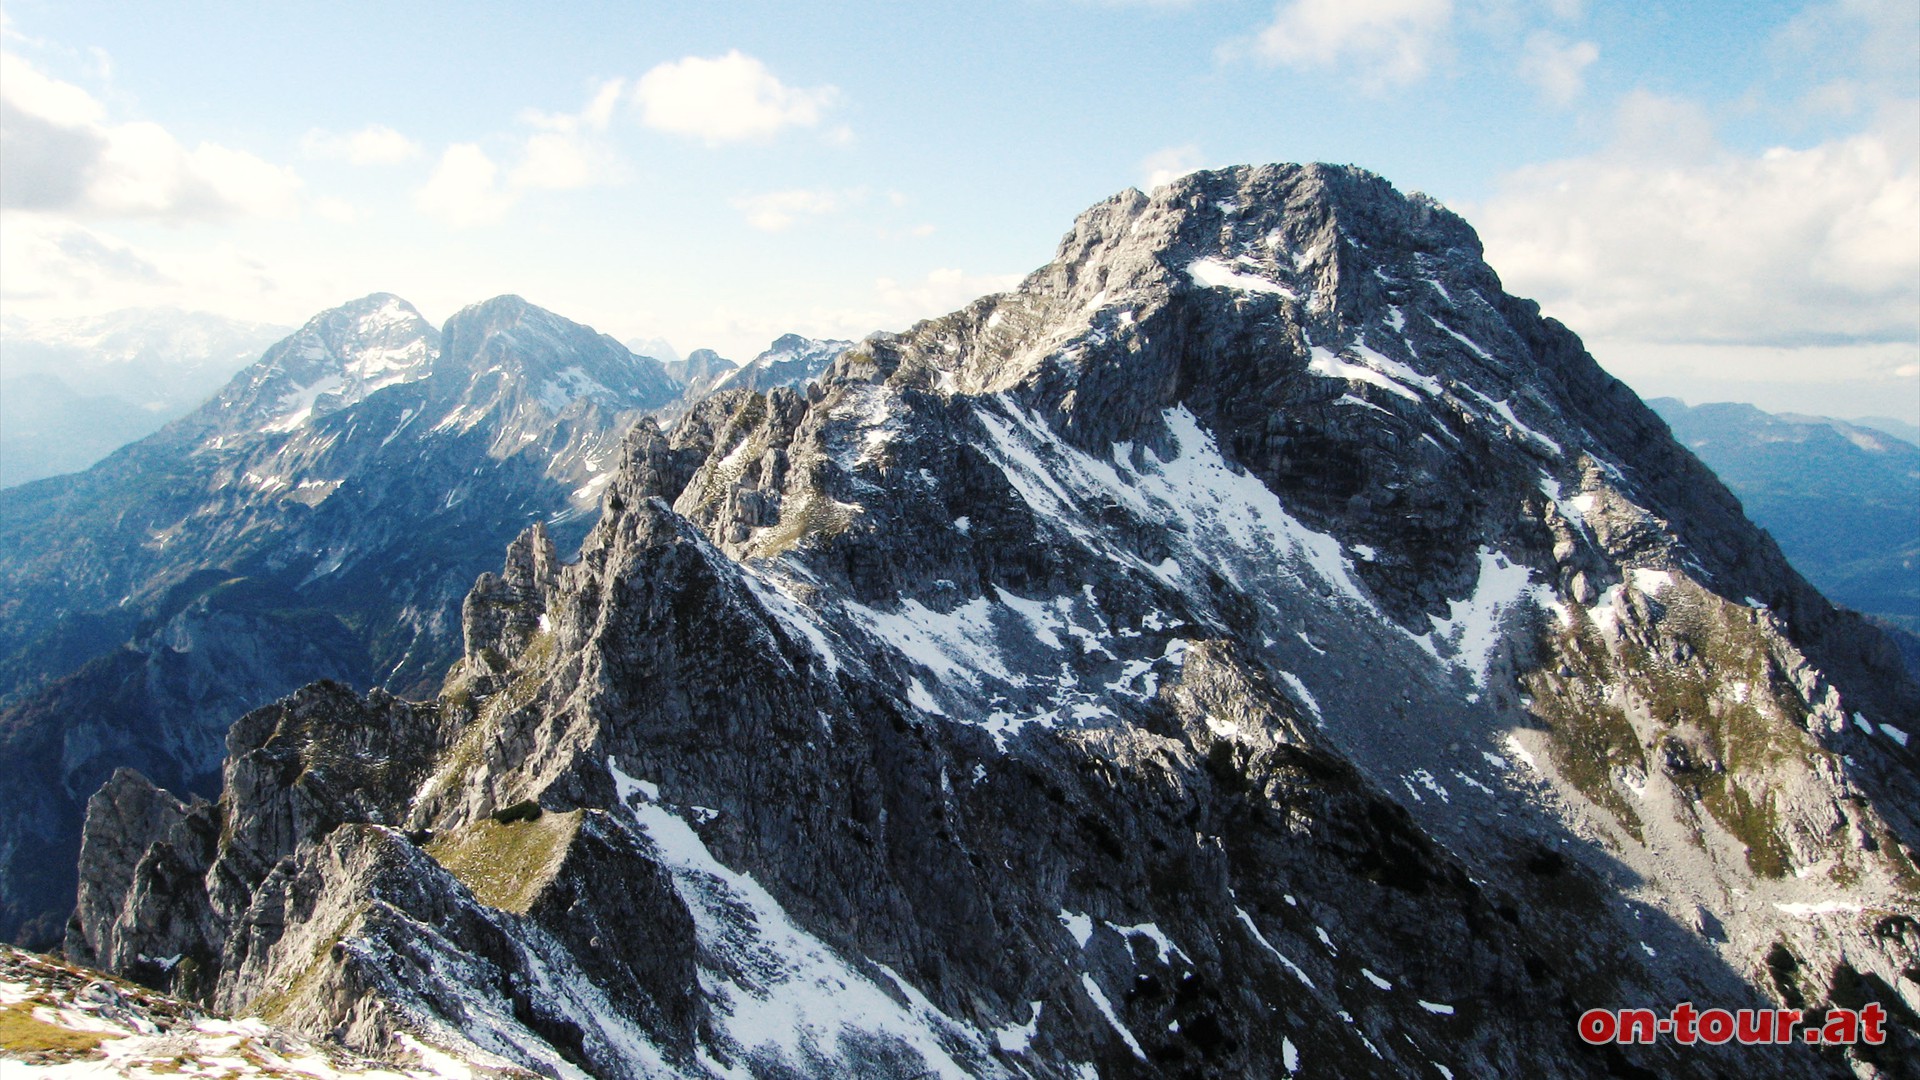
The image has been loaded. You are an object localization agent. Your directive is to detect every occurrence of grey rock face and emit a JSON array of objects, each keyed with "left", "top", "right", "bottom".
[
  {"left": 0, "top": 588, "right": 367, "bottom": 949},
  {"left": 68, "top": 165, "right": 1920, "bottom": 1079}
]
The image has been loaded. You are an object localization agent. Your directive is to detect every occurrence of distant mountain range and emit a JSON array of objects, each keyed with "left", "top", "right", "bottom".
[
  {"left": 0, "top": 310, "right": 291, "bottom": 487},
  {"left": 1648, "top": 398, "right": 1919, "bottom": 659},
  {"left": 0, "top": 292, "right": 846, "bottom": 945},
  {"left": 1851, "top": 414, "right": 1920, "bottom": 447}
]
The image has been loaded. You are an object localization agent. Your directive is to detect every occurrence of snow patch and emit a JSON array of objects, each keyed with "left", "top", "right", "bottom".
[
  {"left": 1108, "top": 921, "right": 1188, "bottom": 965},
  {"left": 1307, "top": 346, "right": 1422, "bottom": 402},
  {"left": 625, "top": 800, "right": 988, "bottom": 1078},
  {"left": 1627, "top": 568, "right": 1672, "bottom": 594},
  {"left": 1060, "top": 910, "right": 1095, "bottom": 949},
  {"left": 1234, "top": 907, "right": 1315, "bottom": 989},
  {"left": 1774, "top": 901, "right": 1863, "bottom": 917},
  {"left": 995, "top": 1002, "right": 1041, "bottom": 1053},
  {"left": 608, "top": 759, "right": 659, "bottom": 805},
  {"left": 1416, "top": 548, "right": 1549, "bottom": 688},
  {"left": 1080, "top": 974, "right": 1146, "bottom": 1061},
  {"left": 1188, "top": 258, "right": 1298, "bottom": 299},
  {"left": 1278, "top": 671, "right": 1322, "bottom": 723}
]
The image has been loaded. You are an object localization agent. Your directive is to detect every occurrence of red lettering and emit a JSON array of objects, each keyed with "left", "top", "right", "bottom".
[
  {"left": 1775, "top": 1008, "right": 1802, "bottom": 1043},
  {"left": 1861, "top": 1003, "right": 1886, "bottom": 1045},
  {"left": 1823, "top": 1009, "right": 1859, "bottom": 1045},
  {"left": 1735, "top": 1008, "right": 1772, "bottom": 1044},
  {"left": 1671, "top": 1002, "right": 1698, "bottom": 1044},
  {"left": 1617, "top": 1009, "right": 1657, "bottom": 1043},
  {"left": 1578, "top": 1009, "right": 1617, "bottom": 1044},
  {"left": 1697, "top": 1008, "right": 1735, "bottom": 1044}
]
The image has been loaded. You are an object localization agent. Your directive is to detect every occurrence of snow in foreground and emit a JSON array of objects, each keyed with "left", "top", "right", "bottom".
[{"left": 0, "top": 947, "right": 483, "bottom": 1080}]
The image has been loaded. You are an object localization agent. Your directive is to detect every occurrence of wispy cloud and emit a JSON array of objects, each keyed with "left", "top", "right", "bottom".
[
  {"left": 1238, "top": 0, "right": 1453, "bottom": 90},
  {"left": 414, "top": 144, "right": 514, "bottom": 228},
  {"left": 730, "top": 187, "right": 856, "bottom": 232},
  {"left": 874, "top": 267, "right": 1024, "bottom": 320},
  {"left": 1516, "top": 31, "right": 1597, "bottom": 106},
  {"left": 511, "top": 78, "right": 625, "bottom": 190},
  {"left": 1140, "top": 144, "right": 1205, "bottom": 189},
  {"left": 1476, "top": 93, "right": 1919, "bottom": 350},
  {"left": 413, "top": 80, "right": 629, "bottom": 227}
]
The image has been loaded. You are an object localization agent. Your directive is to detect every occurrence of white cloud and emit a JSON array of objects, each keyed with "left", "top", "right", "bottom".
[
  {"left": 1775, "top": 0, "right": 1920, "bottom": 95},
  {"left": 730, "top": 187, "right": 862, "bottom": 231},
  {"left": 1140, "top": 143, "right": 1205, "bottom": 189},
  {"left": 312, "top": 196, "right": 358, "bottom": 223},
  {"left": 300, "top": 124, "right": 421, "bottom": 164},
  {"left": 1, "top": 52, "right": 302, "bottom": 220},
  {"left": 414, "top": 143, "right": 513, "bottom": 227},
  {"left": 523, "top": 77, "right": 625, "bottom": 133},
  {"left": 0, "top": 212, "right": 360, "bottom": 326},
  {"left": 1478, "top": 102, "right": 1917, "bottom": 348},
  {"left": 511, "top": 130, "right": 608, "bottom": 190},
  {"left": 414, "top": 81, "right": 628, "bottom": 225},
  {"left": 635, "top": 51, "right": 839, "bottom": 144},
  {"left": 0, "top": 216, "right": 169, "bottom": 302},
  {"left": 510, "top": 79, "right": 625, "bottom": 191},
  {"left": 1243, "top": 0, "right": 1453, "bottom": 89},
  {"left": 672, "top": 267, "right": 1027, "bottom": 362},
  {"left": 1475, "top": 93, "right": 1918, "bottom": 416},
  {"left": 875, "top": 267, "right": 1025, "bottom": 321},
  {"left": 1577, "top": 338, "right": 1919, "bottom": 421},
  {"left": 1516, "top": 31, "right": 1597, "bottom": 106}
]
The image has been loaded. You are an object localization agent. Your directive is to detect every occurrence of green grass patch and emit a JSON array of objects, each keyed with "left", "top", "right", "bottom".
[
  {"left": 0, "top": 999, "right": 114, "bottom": 1055},
  {"left": 425, "top": 810, "right": 582, "bottom": 914}
]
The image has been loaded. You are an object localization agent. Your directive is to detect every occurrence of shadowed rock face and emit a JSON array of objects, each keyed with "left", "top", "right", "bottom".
[{"left": 69, "top": 165, "right": 1920, "bottom": 1079}]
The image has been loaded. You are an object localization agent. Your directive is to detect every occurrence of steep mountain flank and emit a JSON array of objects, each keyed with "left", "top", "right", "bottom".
[{"left": 68, "top": 165, "right": 1920, "bottom": 1078}]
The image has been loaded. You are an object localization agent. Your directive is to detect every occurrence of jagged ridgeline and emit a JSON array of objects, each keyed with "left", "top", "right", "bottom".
[
  {"left": 0, "top": 294, "right": 848, "bottom": 948},
  {"left": 67, "top": 165, "right": 1919, "bottom": 1079}
]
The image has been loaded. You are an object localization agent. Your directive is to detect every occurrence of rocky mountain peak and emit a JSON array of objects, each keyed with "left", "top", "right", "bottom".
[
  {"left": 436, "top": 295, "right": 678, "bottom": 416},
  {"left": 704, "top": 334, "right": 854, "bottom": 395},
  {"left": 202, "top": 293, "right": 438, "bottom": 437},
  {"left": 50, "top": 165, "right": 1920, "bottom": 1079}
]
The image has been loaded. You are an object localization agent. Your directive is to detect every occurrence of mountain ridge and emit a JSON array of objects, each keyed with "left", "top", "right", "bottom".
[{"left": 61, "top": 163, "right": 1920, "bottom": 1078}]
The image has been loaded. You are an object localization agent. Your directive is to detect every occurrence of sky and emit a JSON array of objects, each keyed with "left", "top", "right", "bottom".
[{"left": 1, "top": 0, "right": 1915, "bottom": 423}]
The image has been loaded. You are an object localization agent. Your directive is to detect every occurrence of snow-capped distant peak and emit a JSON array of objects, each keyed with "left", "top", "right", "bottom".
[{"left": 220, "top": 294, "right": 440, "bottom": 435}]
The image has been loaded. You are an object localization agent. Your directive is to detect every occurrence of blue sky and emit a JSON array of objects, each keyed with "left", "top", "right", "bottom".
[{"left": 2, "top": 0, "right": 1914, "bottom": 421}]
